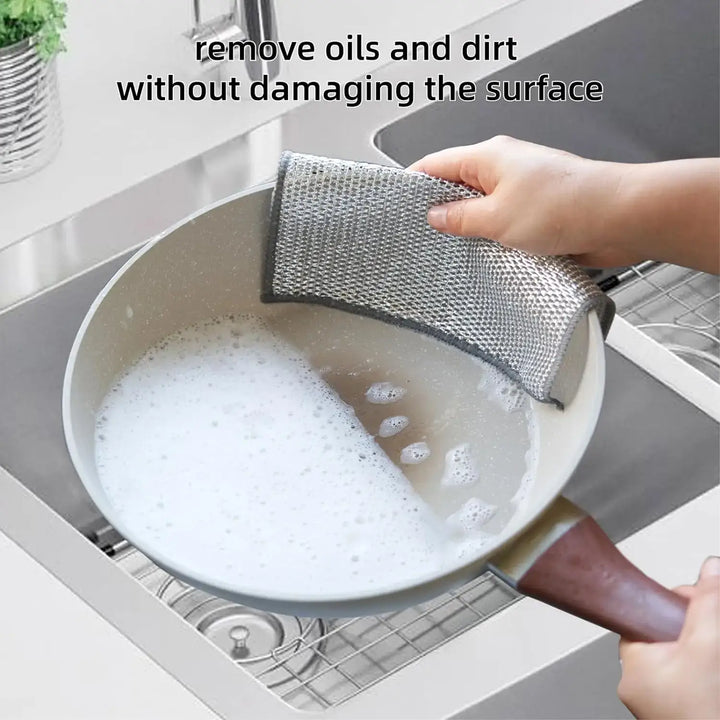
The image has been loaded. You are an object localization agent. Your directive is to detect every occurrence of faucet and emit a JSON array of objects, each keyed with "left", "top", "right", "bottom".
[{"left": 188, "top": 0, "right": 280, "bottom": 82}]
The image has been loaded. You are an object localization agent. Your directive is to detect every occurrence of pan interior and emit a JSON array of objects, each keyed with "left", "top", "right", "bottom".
[
  {"left": 65, "top": 189, "right": 598, "bottom": 606},
  {"left": 93, "top": 302, "right": 537, "bottom": 598}
]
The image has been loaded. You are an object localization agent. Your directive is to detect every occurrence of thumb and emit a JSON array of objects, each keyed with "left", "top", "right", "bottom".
[
  {"left": 698, "top": 555, "right": 720, "bottom": 583},
  {"left": 427, "top": 197, "right": 498, "bottom": 239},
  {"left": 680, "top": 555, "right": 720, "bottom": 641}
]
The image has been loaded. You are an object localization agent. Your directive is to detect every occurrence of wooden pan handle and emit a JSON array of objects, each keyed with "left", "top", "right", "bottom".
[{"left": 516, "top": 511, "right": 688, "bottom": 642}]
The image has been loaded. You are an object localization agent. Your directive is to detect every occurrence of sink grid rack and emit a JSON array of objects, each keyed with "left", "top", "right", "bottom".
[
  {"left": 116, "top": 546, "right": 519, "bottom": 711},
  {"left": 607, "top": 262, "right": 719, "bottom": 381}
]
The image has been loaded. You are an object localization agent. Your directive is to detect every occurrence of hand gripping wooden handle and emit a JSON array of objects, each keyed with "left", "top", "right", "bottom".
[{"left": 491, "top": 498, "right": 688, "bottom": 642}]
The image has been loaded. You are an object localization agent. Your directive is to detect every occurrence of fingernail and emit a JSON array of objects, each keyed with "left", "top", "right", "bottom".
[
  {"left": 427, "top": 206, "right": 448, "bottom": 230},
  {"left": 701, "top": 556, "right": 720, "bottom": 578}
]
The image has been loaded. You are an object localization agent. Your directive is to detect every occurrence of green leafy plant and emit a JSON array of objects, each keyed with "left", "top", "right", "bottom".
[{"left": 0, "top": 0, "right": 67, "bottom": 58}]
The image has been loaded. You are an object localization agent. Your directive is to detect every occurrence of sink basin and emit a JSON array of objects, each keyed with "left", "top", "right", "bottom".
[{"left": 376, "top": 0, "right": 719, "bottom": 165}]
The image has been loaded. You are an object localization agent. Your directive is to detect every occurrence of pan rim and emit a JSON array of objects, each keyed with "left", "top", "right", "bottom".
[{"left": 62, "top": 185, "right": 606, "bottom": 611}]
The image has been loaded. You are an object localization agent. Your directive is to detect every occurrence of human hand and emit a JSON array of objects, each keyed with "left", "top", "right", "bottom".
[
  {"left": 408, "top": 135, "right": 640, "bottom": 267},
  {"left": 617, "top": 556, "right": 720, "bottom": 719}
]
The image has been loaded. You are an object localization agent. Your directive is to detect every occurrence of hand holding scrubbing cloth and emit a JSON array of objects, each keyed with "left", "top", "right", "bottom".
[
  {"left": 259, "top": 151, "right": 688, "bottom": 640},
  {"left": 262, "top": 152, "right": 615, "bottom": 407}
]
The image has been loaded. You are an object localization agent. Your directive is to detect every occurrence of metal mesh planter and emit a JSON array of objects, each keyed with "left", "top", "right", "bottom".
[{"left": 0, "top": 35, "right": 62, "bottom": 182}]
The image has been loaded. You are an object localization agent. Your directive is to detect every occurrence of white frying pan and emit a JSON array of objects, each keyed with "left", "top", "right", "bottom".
[{"left": 63, "top": 184, "right": 687, "bottom": 640}]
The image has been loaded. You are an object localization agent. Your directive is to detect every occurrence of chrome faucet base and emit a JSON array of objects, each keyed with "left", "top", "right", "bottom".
[{"left": 188, "top": 0, "right": 279, "bottom": 81}]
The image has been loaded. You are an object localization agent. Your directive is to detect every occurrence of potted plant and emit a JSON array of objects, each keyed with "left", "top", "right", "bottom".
[{"left": 0, "top": 0, "right": 66, "bottom": 181}]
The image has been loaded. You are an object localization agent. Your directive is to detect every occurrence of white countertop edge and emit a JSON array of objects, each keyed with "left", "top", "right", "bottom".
[{"left": 607, "top": 316, "right": 720, "bottom": 422}]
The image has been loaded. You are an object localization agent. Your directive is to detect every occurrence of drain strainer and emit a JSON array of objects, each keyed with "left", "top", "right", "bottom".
[
  {"left": 156, "top": 581, "right": 326, "bottom": 686},
  {"left": 193, "top": 603, "right": 288, "bottom": 662}
]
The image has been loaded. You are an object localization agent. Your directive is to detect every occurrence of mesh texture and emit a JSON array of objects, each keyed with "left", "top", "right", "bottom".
[{"left": 263, "top": 152, "right": 614, "bottom": 406}]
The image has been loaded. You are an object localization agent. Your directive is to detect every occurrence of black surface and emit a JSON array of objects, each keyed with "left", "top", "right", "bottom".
[{"left": 377, "top": 0, "right": 720, "bottom": 164}]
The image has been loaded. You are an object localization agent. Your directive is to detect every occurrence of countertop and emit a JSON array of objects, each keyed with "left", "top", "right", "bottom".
[
  {"left": 0, "top": 0, "right": 514, "bottom": 248},
  {"left": 0, "top": 529, "right": 220, "bottom": 720}
]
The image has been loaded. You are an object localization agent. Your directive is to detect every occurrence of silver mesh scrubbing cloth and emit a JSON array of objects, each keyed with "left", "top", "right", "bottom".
[{"left": 262, "top": 151, "right": 614, "bottom": 407}]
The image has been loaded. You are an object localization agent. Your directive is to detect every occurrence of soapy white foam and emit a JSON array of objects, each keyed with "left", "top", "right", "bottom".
[
  {"left": 446, "top": 497, "right": 497, "bottom": 533},
  {"left": 95, "top": 315, "right": 483, "bottom": 596},
  {"left": 95, "top": 314, "right": 541, "bottom": 596},
  {"left": 441, "top": 443, "right": 479, "bottom": 486},
  {"left": 510, "top": 408, "right": 540, "bottom": 510},
  {"left": 378, "top": 415, "right": 409, "bottom": 438},
  {"left": 400, "top": 441, "right": 431, "bottom": 465},
  {"left": 365, "top": 381, "right": 406, "bottom": 404},
  {"left": 477, "top": 365, "right": 525, "bottom": 413}
]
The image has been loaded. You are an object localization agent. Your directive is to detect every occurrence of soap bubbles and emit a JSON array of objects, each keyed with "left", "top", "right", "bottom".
[
  {"left": 441, "top": 443, "right": 479, "bottom": 486},
  {"left": 400, "top": 441, "right": 431, "bottom": 465},
  {"left": 378, "top": 415, "right": 409, "bottom": 437},
  {"left": 446, "top": 497, "right": 497, "bottom": 533},
  {"left": 365, "top": 381, "right": 406, "bottom": 404},
  {"left": 477, "top": 365, "right": 526, "bottom": 413}
]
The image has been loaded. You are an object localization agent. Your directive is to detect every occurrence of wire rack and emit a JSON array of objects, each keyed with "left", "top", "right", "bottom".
[
  {"left": 607, "top": 262, "right": 720, "bottom": 381},
  {"left": 116, "top": 546, "right": 519, "bottom": 711}
]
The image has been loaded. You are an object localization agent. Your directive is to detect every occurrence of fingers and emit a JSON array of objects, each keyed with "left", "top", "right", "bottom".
[
  {"left": 617, "top": 559, "right": 720, "bottom": 720},
  {"left": 411, "top": 145, "right": 500, "bottom": 238},
  {"left": 617, "top": 638, "right": 674, "bottom": 718},
  {"left": 620, "top": 557, "right": 720, "bottom": 651},
  {"left": 618, "top": 582, "right": 700, "bottom": 660},
  {"left": 408, "top": 136, "right": 514, "bottom": 191},
  {"left": 408, "top": 144, "right": 481, "bottom": 184},
  {"left": 618, "top": 635, "right": 667, "bottom": 661},
  {"left": 426, "top": 197, "right": 499, "bottom": 238}
]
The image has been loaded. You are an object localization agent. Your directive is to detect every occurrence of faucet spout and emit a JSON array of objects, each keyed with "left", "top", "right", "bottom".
[
  {"left": 189, "top": 0, "right": 280, "bottom": 82},
  {"left": 240, "top": 0, "right": 280, "bottom": 81}
]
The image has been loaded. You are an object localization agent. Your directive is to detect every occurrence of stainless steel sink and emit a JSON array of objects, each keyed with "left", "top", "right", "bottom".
[{"left": 1, "top": 206, "right": 718, "bottom": 713}]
